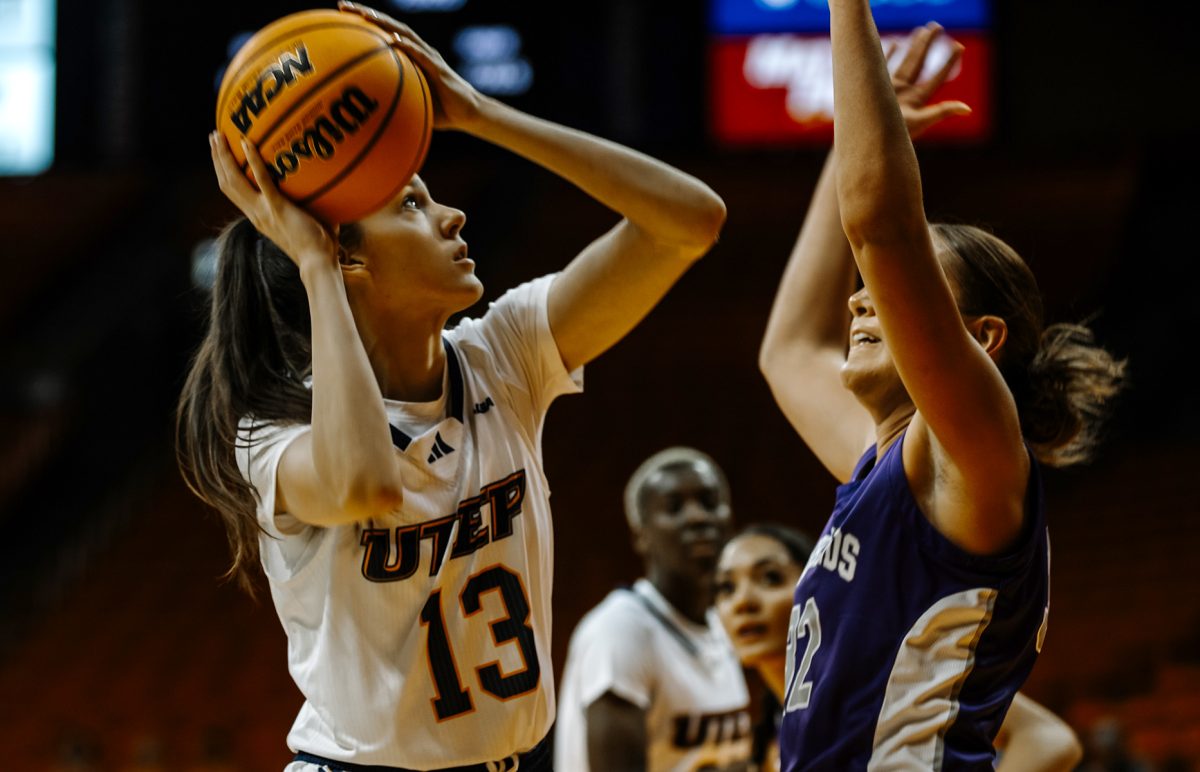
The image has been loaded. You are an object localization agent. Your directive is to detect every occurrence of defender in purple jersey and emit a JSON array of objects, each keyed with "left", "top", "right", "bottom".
[
  {"left": 758, "top": 12, "right": 1125, "bottom": 770},
  {"left": 715, "top": 526, "right": 1083, "bottom": 771}
]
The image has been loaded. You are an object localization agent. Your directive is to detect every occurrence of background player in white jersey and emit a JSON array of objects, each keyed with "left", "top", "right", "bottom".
[
  {"left": 715, "top": 525, "right": 1082, "bottom": 771},
  {"left": 556, "top": 447, "right": 752, "bottom": 772},
  {"left": 175, "top": 3, "right": 727, "bottom": 769}
]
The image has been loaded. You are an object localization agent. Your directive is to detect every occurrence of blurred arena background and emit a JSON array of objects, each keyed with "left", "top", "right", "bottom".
[{"left": 2, "top": 0, "right": 1198, "bottom": 768}]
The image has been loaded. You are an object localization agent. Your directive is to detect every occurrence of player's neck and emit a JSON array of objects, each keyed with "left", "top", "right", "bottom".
[
  {"left": 646, "top": 569, "right": 711, "bottom": 626},
  {"left": 357, "top": 312, "right": 450, "bottom": 402},
  {"left": 873, "top": 404, "right": 915, "bottom": 457}
]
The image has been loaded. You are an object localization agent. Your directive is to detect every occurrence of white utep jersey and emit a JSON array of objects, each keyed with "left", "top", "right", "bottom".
[
  {"left": 556, "top": 579, "right": 752, "bottom": 772},
  {"left": 236, "top": 276, "right": 581, "bottom": 769}
]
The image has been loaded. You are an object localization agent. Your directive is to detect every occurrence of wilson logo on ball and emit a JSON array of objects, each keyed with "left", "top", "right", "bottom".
[
  {"left": 267, "top": 86, "right": 379, "bottom": 183},
  {"left": 229, "top": 45, "right": 315, "bottom": 134}
]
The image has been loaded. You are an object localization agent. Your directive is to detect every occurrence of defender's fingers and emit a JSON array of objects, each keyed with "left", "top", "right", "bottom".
[
  {"left": 929, "top": 100, "right": 972, "bottom": 120},
  {"left": 895, "top": 22, "right": 943, "bottom": 83},
  {"left": 908, "top": 101, "right": 971, "bottom": 135},
  {"left": 918, "top": 42, "right": 964, "bottom": 98}
]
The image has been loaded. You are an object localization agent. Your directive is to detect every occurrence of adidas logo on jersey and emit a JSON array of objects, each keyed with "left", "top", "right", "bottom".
[
  {"left": 473, "top": 396, "right": 495, "bottom": 414},
  {"left": 427, "top": 432, "right": 456, "bottom": 463}
]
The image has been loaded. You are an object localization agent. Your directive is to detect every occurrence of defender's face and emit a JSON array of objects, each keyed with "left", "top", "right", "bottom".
[
  {"left": 714, "top": 533, "right": 802, "bottom": 667},
  {"left": 839, "top": 285, "right": 907, "bottom": 412},
  {"left": 841, "top": 236, "right": 984, "bottom": 412},
  {"left": 349, "top": 175, "right": 483, "bottom": 314},
  {"left": 636, "top": 461, "right": 732, "bottom": 579}
]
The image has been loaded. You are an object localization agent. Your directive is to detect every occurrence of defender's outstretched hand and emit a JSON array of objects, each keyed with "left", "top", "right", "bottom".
[
  {"left": 887, "top": 22, "right": 971, "bottom": 138},
  {"left": 338, "top": 1, "right": 485, "bottom": 131}
]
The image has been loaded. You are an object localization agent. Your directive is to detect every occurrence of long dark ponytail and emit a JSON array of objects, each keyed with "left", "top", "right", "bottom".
[
  {"left": 932, "top": 223, "right": 1127, "bottom": 468},
  {"left": 176, "top": 217, "right": 359, "bottom": 591}
]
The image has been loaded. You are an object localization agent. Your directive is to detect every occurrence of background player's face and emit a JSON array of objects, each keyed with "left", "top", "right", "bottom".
[
  {"left": 634, "top": 461, "right": 732, "bottom": 579},
  {"left": 343, "top": 175, "right": 484, "bottom": 316},
  {"left": 714, "top": 533, "right": 803, "bottom": 668}
]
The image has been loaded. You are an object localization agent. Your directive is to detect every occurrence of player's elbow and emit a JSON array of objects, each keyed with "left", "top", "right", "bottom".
[
  {"left": 697, "top": 189, "right": 728, "bottom": 243},
  {"left": 759, "top": 329, "right": 786, "bottom": 380},
  {"left": 691, "top": 190, "right": 728, "bottom": 252},
  {"left": 1062, "top": 739, "right": 1085, "bottom": 771},
  {"left": 1001, "top": 723, "right": 1084, "bottom": 772},
  {"left": 670, "top": 187, "right": 727, "bottom": 257},
  {"left": 758, "top": 337, "right": 816, "bottom": 393},
  {"left": 1041, "top": 725, "right": 1084, "bottom": 771}
]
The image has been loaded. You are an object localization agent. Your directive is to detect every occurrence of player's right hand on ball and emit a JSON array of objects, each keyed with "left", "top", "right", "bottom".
[
  {"left": 337, "top": 1, "right": 486, "bottom": 132},
  {"left": 209, "top": 131, "right": 340, "bottom": 273}
]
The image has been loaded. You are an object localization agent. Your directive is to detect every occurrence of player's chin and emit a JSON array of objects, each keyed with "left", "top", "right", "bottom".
[
  {"left": 840, "top": 359, "right": 893, "bottom": 403},
  {"left": 731, "top": 637, "right": 779, "bottom": 668},
  {"left": 688, "top": 549, "right": 720, "bottom": 575},
  {"left": 697, "top": 562, "right": 719, "bottom": 582},
  {"left": 447, "top": 275, "right": 484, "bottom": 309},
  {"left": 839, "top": 357, "right": 871, "bottom": 392}
]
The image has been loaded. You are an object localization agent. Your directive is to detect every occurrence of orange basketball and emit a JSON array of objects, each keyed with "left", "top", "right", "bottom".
[{"left": 215, "top": 9, "right": 433, "bottom": 224}]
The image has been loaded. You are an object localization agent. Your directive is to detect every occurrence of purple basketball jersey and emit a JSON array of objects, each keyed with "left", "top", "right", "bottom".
[{"left": 778, "top": 433, "right": 1050, "bottom": 770}]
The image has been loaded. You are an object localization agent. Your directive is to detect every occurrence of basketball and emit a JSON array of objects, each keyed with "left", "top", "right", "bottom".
[{"left": 215, "top": 9, "right": 433, "bottom": 224}]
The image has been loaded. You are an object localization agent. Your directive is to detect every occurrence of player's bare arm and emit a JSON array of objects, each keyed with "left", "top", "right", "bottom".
[
  {"left": 829, "top": 3, "right": 1028, "bottom": 554},
  {"left": 586, "top": 692, "right": 648, "bottom": 772},
  {"left": 759, "top": 23, "right": 969, "bottom": 484},
  {"left": 209, "top": 132, "right": 404, "bottom": 527},
  {"left": 760, "top": 150, "right": 873, "bottom": 483},
  {"left": 462, "top": 101, "right": 726, "bottom": 373},
  {"left": 995, "top": 693, "right": 1084, "bottom": 772}
]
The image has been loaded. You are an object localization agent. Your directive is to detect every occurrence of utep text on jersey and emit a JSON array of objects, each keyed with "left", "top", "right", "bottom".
[{"left": 359, "top": 469, "right": 527, "bottom": 581}]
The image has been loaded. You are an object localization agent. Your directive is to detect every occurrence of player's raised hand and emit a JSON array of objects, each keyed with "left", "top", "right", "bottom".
[
  {"left": 887, "top": 22, "right": 971, "bottom": 138},
  {"left": 208, "top": 131, "right": 339, "bottom": 272},
  {"left": 338, "top": 1, "right": 485, "bottom": 132}
]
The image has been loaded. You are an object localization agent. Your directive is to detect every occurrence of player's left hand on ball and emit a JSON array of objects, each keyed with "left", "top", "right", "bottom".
[
  {"left": 209, "top": 131, "right": 339, "bottom": 272},
  {"left": 337, "top": 1, "right": 485, "bottom": 132}
]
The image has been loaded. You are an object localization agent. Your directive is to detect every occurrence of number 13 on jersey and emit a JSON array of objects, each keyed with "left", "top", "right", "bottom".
[
  {"left": 419, "top": 563, "right": 541, "bottom": 721},
  {"left": 784, "top": 597, "right": 822, "bottom": 713}
]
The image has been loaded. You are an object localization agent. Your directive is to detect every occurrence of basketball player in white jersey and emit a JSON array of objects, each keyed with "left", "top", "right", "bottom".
[
  {"left": 556, "top": 448, "right": 752, "bottom": 772},
  {"left": 177, "top": 4, "right": 727, "bottom": 770}
]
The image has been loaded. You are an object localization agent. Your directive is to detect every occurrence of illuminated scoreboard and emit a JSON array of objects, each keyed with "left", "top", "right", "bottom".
[{"left": 709, "top": 0, "right": 992, "bottom": 145}]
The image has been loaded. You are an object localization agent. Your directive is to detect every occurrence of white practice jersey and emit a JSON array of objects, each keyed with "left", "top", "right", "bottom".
[
  {"left": 236, "top": 276, "right": 581, "bottom": 769},
  {"left": 556, "top": 579, "right": 752, "bottom": 772}
]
